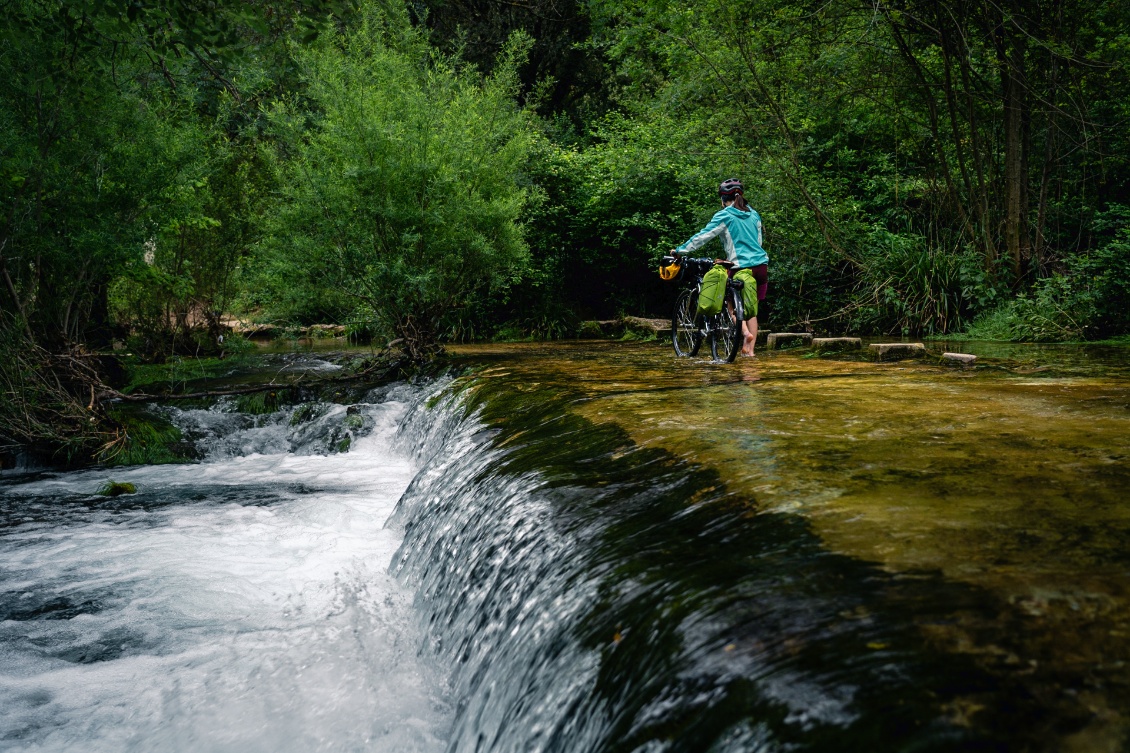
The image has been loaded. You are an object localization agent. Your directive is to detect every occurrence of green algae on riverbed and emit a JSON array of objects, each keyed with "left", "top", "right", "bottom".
[{"left": 446, "top": 340, "right": 1130, "bottom": 749}]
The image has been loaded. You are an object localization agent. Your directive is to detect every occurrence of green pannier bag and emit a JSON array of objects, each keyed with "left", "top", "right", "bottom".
[
  {"left": 697, "top": 264, "right": 728, "bottom": 316},
  {"left": 733, "top": 268, "right": 759, "bottom": 318}
]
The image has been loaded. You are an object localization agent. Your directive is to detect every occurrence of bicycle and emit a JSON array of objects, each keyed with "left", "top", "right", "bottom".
[{"left": 660, "top": 253, "right": 744, "bottom": 363}]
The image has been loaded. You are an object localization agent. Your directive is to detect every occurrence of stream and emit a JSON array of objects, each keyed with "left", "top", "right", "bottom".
[{"left": 1, "top": 341, "right": 1128, "bottom": 752}]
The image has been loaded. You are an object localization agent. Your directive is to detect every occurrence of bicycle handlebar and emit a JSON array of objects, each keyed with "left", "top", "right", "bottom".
[{"left": 671, "top": 250, "right": 733, "bottom": 265}]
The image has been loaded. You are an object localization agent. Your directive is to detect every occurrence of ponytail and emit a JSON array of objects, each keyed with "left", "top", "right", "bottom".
[{"left": 730, "top": 193, "right": 749, "bottom": 211}]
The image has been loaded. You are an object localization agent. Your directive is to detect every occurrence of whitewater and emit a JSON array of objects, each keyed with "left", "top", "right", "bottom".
[{"left": 0, "top": 386, "right": 452, "bottom": 753}]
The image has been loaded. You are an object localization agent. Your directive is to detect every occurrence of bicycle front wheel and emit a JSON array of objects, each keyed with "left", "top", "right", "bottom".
[
  {"left": 711, "top": 287, "right": 744, "bottom": 363},
  {"left": 672, "top": 288, "right": 703, "bottom": 357}
]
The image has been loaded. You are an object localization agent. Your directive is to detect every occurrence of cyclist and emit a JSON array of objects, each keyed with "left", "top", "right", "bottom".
[{"left": 673, "top": 179, "right": 768, "bottom": 356}]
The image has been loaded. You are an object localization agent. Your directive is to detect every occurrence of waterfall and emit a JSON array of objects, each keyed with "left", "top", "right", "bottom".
[
  {"left": 388, "top": 377, "right": 1006, "bottom": 752},
  {"left": 0, "top": 385, "right": 451, "bottom": 753},
  {"left": 0, "top": 373, "right": 1041, "bottom": 752}
]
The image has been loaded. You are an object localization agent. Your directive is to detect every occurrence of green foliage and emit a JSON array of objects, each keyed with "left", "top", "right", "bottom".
[
  {"left": 578, "top": 0, "right": 1130, "bottom": 336},
  {"left": 521, "top": 115, "right": 730, "bottom": 322},
  {"left": 1068, "top": 221, "right": 1130, "bottom": 336},
  {"left": 847, "top": 233, "right": 993, "bottom": 336},
  {"left": 5, "top": 0, "right": 1130, "bottom": 467},
  {"left": 965, "top": 282, "right": 1081, "bottom": 343},
  {"left": 260, "top": 3, "right": 534, "bottom": 360},
  {"left": 965, "top": 236, "right": 1130, "bottom": 342}
]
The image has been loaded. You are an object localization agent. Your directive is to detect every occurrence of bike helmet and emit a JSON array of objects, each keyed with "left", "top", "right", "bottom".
[
  {"left": 659, "top": 255, "right": 682, "bottom": 281},
  {"left": 718, "top": 179, "right": 744, "bottom": 198}
]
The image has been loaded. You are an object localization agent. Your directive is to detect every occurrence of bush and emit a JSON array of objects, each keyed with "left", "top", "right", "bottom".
[
  {"left": 1069, "top": 228, "right": 1130, "bottom": 336},
  {"left": 962, "top": 227, "right": 1130, "bottom": 342},
  {"left": 263, "top": 3, "right": 534, "bottom": 361}
]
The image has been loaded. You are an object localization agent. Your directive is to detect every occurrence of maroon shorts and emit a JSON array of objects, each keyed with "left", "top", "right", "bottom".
[{"left": 729, "top": 264, "right": 768, "bottom": 301}]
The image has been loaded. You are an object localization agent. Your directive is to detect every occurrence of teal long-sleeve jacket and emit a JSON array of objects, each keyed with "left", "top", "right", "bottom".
[{"left": 676, "top": 206, "right": 767, "bottom": 268}]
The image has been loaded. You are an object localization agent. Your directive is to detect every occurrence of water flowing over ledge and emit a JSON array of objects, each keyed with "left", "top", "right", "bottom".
[{"left": 388, "top": 373, "right": 1035, "bottom": 752}]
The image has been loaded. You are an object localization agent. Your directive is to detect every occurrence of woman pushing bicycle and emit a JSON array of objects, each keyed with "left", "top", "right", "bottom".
[{"left": 673, "top": 179, "right": 768, "bottom": 356}]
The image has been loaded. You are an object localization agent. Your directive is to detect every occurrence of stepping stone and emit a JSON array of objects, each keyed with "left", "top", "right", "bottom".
[
  {"left": 941, "top": 352, "right": 977, "bottom": 367},
  {"left": 812, "top": 337, "right": 862, "bottom": 354},
  {"left": 766, "top": 332, "right": 813, "bottom": 350},
  {"left": 868, "top": 342, "right": 926, "bottom": 361}
]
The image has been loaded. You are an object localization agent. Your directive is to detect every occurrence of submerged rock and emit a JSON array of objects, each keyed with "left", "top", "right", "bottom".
[
  {"left": 868, "top": 343, "right": 927, "bottom": 361},
  {"left": 767, "top": 332, "right": 813, "bottom": 350},
  {"left": 942, "top": 352, "right": 978, "bottom": 367},
  {"left": 812, "top": 337, "right": 862, "bottom": 354}
]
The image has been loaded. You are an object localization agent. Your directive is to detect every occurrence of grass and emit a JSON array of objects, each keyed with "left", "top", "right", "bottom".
[
  {"left": 97, "top": 480, "right": 137, "bottom": 496},
  {"left": 123, "top": 354, "right": 251, "bottom": 395},
  {"left": 99, "top": 406, "right": 195, "bottom": 466},
  {"left": 232, "top": 390, "right": 287, "bottom": 415}
]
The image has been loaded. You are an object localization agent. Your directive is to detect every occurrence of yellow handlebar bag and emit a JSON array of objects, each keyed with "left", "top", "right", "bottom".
[{"left": 697, "top": 265, "right": 728, "bottom": 316}]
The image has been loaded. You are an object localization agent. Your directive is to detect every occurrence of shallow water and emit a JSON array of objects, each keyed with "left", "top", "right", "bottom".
[
  {"left": 433, "top": 340, "right": 1130, "bottom": 750},
  {"left": 0, "top": 388, "right": 451, "bottom": 752}
]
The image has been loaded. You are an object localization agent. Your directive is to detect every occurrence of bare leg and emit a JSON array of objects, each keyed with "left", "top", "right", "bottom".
[{"left": 743, "top": 316, "right": 758, "bottom": 356}]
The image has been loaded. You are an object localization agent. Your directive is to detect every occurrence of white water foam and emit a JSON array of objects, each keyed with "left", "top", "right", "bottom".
[{"left": 0, "top": 390, "right": 451, "bottom": 752}]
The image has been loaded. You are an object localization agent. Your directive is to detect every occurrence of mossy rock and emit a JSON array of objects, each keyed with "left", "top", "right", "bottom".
[
  {"left": 811, "top": 337, "right": 862, "bottom": 354},
  {"left": 766, "top": 332, "right": 813, "bottom": 350},
  {"left": 290, "top": 403, "right": 326, "bottom": 426},
  {"left": 98, "top": 480, "right": 136, "bottom": 497}
]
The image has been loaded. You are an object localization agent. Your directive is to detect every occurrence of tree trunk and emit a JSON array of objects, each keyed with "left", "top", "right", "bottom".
[
  {"left": 1001, "top": 8, "right": 1029, "bottom": 283},
  {"left": 0, "top": 237, "right": 35, "bottom": 342}
]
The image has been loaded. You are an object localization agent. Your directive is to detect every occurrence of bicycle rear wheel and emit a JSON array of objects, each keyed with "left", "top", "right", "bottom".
[
  {"left": 672, "top": 288, "right": 703, "bottom": 357},
  {"left": 711, "top": 287, "right": 743, "bottom": 363}
]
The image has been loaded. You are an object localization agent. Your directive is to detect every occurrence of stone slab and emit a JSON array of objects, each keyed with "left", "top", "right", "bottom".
[
  {"left": 622, "top": 316, "right": 669, "bottom": 334},
  {"left": 766, "top": 332, "right": 813, "bottom": 350},
  {"left": 868, "top": 342, "right": 927, "bottom": 361},
  {"left": 941, "top": 352, "right": 977, "bottom": 367},
  {"left": 812, "top": 337, "right": 862, "bottom": 353}
]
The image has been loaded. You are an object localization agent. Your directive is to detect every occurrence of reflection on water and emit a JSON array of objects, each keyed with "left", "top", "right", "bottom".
[{"left": 444, "top": 340, "right": 1130, "bottom": 750}]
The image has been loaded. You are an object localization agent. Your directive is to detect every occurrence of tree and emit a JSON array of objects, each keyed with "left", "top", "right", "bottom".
[{"left": 263, "top": 2, "right": 534, "bottom": 360}]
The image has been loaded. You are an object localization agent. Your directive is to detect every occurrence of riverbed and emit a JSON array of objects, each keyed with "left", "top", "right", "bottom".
[{"left": 2, "top": 340, "right": 1128, "bottom": 751}]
